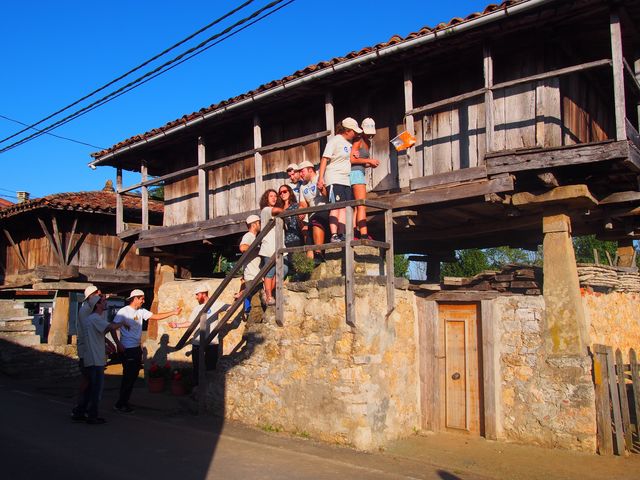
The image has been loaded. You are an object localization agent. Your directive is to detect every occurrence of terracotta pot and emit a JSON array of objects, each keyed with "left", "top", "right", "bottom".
[
  {"left": 147, "top": 377, "right": 165, "bottom": 393},
  {"left": 171, "top": 380, "right": 187, "bottom": 396}
]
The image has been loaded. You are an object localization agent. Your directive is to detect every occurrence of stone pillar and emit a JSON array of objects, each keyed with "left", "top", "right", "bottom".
[
  {"left": 49, "top": 294, "right": 70, "bottom": 346},
  {"left": 616, "top": 239, "right": 636, "bottom": 267},
  {"left": 542, "top": 213, "right": 587, "bottom": 355},
  {"left": 148, "top": 263, "right": 175, "bottom": 340}
]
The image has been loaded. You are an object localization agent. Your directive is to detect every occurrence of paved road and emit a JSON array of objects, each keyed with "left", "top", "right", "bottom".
[{"left": 0, "top": 376, "right": 485, "bottom": 480}]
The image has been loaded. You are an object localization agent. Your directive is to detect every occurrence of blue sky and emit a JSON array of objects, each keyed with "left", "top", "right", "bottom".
[{"left": 1, "top": 0, "right": 490, "bottom": 199}]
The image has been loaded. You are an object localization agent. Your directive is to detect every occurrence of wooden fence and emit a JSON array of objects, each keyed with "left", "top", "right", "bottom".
[{"left": 592, "top": 344, "right": 640, "bottom": 455}]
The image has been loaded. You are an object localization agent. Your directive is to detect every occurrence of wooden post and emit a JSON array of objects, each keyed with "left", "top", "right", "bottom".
[
  {"left": 198, "top": 137, "right": 208, "bottom": 221},
  {"left": 635, "top": 59, "right": 640, "bottom": 129},
  {"left": 116, "top": 168, "right": 124, "bottom": 234},
  {"left": 64, "top": 218, "right": 78, "bottom": 265},
  {"left": 49, "top": 293, "right": 70, "bottom": 346},
  {"left": 606, "top": 346, "right": 626, "bottom": 455},
  {"left": 610, "top": 11, "right": 627, "bottom": 141},
  {"left": 629, "top": 348, "right": 640, "bottom": 443},
  {"left": 617, "top": 239, "right": 636, "bottom": 267},
  {"left": 345, "top": 206, "right": 355, "bottom": 327},
  {"left": 325, "top": 92, "right": 335, "bottom": 136},
  {"left": 483, "top": 45, "right": 495, "bottom": 154},
  {"left": 253, "top": 116, "right": 263, "bottom": 202},
  {"left": 418, "top": 299, "right": 439, "bottom": 431},
  {"left": 480, "top": 299, "right": 498, "bottom": 440},
  {"left": 198, "top": 311, "right": 207, "bottom": 414},
  {"left": 3, "top": 228, "right": 27, "bottom": 268},
  {"left": 275, "top": 217, "right": 284, "bottom": 327},
  {"left": 593, "top": 345, "right": 614, "bottom": 455},
  {"left": 403, "top": 68, "right": 415, "bottom": 186},
  {"left": 384, "top": 207, "right": 395, "bottom": 315},
  {"left": 615, "top": 348, "right": 633, "bottom": 451},
  {"left": 141, "top": 160, "right": 149, "bottom": 230}
]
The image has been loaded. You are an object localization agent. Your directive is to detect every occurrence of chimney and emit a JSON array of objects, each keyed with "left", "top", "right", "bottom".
[
  {"left": 16, "top": 191, "right": 30, "bottom": 203},
  {"left": 103, "top": 180, "right": 115, "bottom": 192}
]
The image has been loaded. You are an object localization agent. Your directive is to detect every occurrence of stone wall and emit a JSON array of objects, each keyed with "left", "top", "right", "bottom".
[
  {"left": 158, "top": 278, "right": 419, "bottom": 450},
  {"left": 493, "top": 295, "right": 596, "bottom": 452},
  {"left": 582, "top": 289, "right": 640, "bottom": 360}
]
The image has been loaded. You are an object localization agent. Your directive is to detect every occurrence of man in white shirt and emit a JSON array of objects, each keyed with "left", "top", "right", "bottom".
[
  {"left": 298, "top": 160, "right": 328, "bottom": 261},
  {"left": 112, "top": 289, "right": 181, "bottom": 413},
  {"left": 285, "top": 163, "right": 302, "bottom": 201}
]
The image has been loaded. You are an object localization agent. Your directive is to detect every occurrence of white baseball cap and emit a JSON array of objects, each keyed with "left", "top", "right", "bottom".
[
  {"left": 83, "top": 285, "right": 98, "bottom": 301},
  {"left": 193, "top": 284, "right": 208, "bottom": 295},
  {"left": 127, "top": 289, "right": 145, "bottom": 300},
  {"left": 246, "top": 214, "right": 260, "bottom": 225},
  {"left": 342, "top": 117, "right": 363, "bottom": 134},
  {"left": 362, "top": 118, "right": 376, "bottom": 135},
  {"left": 286, "top": 163, "right": 299, "bottom": 172},
  {"left": 298, "top": 160, "right": 314, "bottom": 169}
]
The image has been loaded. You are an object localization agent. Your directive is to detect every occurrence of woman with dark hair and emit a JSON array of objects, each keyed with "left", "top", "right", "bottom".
[
  {"left": 350, "top": 118, "right": 380, "bottom": 239},
  {"left": 258, "top": 189, "right": 285, "bottom": 306},
  {"left": 278, "top": 184, "right": 304, "bottom": 248}
]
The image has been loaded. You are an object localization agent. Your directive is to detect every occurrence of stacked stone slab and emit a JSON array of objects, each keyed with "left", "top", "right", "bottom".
[{"left": 0, "top": 300, "right": 39, "bottom": 347}]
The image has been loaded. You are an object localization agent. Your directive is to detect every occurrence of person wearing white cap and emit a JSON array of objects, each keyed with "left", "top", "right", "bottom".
[
  {"left": 183, "top": 284, "right": 229, "bottom": 385},
  {"left": 318, "top": 117, "right": 360, "bottom": 243},
  {"left": 285, "top": 163, "right": 302, "bottom": 202},
  {"left": 349, "top": 118, "right": 380, "bottom": 240},
  {"left": 236, "top": 214, "right": 261, "bottom": 302},
  {"left": 298, "top": 160, "right": 328, "bottom": 261},
  {"left": 72, "top": 294, "right": 124, "bottom": 424},
  {"left": 112, "top": 289, "right": 181, "bottom": 413}
]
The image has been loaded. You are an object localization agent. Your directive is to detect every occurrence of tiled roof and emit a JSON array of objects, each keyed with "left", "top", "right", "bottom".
[
  {"left": 0, "top": 190, "right": 163, "bottom": 219},
  {"left": 91, "top": 1, "right": 523, "bottom": 160},
  {"left": 0, "top": 198, "right": 14, "bottom": 208}
]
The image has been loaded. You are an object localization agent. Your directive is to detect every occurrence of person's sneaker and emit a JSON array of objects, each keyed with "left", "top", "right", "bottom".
[
  {"left": 266, "top": 297, "right": 276, "bottom": 306},
  {"left": 338, "top": 234, "right": 346, "bottom": 242},
  {"left": 86, "top": 417, "right": 107, "bottom": 425},
  {"left": 330, "top": 234, "right": 341, "bottom": 243},
  {"left": 113, "top": 405, "right": 135, "bottom": 414}
]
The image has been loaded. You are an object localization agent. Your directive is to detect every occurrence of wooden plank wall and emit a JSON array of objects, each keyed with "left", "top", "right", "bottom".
[
  {"left": 210, "top": 156, "right": 256, "bottom": 217},
  {"left": 561, "top": 75, "right": 613, "bottom": 145}
]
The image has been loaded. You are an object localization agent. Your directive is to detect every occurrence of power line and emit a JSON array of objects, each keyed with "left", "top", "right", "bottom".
[
  {"left": 0, "top": 114, "right": 104, "bottom": 149},
  {"left": 0, "top": 0, "right": 257, "bottom": 146},
  {"left": 0, "top": 0, "right": 295, "bottom": 155}
]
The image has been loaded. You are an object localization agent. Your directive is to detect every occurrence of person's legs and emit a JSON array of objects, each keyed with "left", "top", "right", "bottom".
[
  {"left": 116, "top": 347, "right": 141, "bottom": 408},
  {"left": 192, "top": 344, "right": 200, "bottom": 385},
  {"left": 352, "top": 184, "right": 367, "bottom": 236},
  {"left": 87, "top": 366, "right": 105, "bottom": 420},
  {"left": 72, "top": 362, "right": 91, "bottom": 420}
]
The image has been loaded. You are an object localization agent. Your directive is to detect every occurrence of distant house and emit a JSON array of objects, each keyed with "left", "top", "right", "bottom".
[{"left": 0, "top": 182, "right": 162, "bottom": 347}]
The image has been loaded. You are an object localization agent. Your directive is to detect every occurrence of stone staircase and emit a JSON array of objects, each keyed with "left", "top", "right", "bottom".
[{"left": 0, "top": 300, "right": 39, "bottom": 347}]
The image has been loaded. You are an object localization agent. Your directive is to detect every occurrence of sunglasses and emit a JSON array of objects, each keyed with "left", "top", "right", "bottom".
[{"left": 279, "top": 190, "right": 289, "bottom": 195}]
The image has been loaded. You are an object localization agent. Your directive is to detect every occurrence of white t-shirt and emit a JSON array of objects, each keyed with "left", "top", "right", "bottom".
[
  {"left": 322, "top": 135, "right": 352, "bottom": 186},
  {"left": 300, "top": 174, "right": 327, "bottom": 208},
  {"left": 76, "top": 300, "right": 92, "bottom": 360},
  {"left": 84, "top": 312, "right": 110, "bottom": 367},
  {"left": 287, "top": 180, "right": 302, "bottom": 202},
  {"left": 240, "top": 231, "right": 260, "bottom": 281},
  {"left": 113, "top": 305, "right": 153, "bottom": 349},
  {"left": 259, "top": 207, "right": 276, "bottom": 257},
  {"left": 189, "top": 301, "right": 229, "bottom": 346}
]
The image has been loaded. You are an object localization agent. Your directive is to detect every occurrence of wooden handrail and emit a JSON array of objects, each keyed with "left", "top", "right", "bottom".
[{"left": 173, "top": 217, "right": 275, "bottom": 350}]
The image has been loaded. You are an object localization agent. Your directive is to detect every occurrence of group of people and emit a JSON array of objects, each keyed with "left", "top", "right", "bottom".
[
  {"left": 238, "top": 117, "right": 380, "bottom": 306},
  {"left": 71, "top": 286, "right": 181, "bottom": 424}
]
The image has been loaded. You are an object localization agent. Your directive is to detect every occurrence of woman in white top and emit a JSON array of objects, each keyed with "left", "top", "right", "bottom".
[
  {"left": 258, "top": 189, "right": 285, "bottom": 306},
  {"left": 350, "top": 118, "right": 380, "bottom": 239}
]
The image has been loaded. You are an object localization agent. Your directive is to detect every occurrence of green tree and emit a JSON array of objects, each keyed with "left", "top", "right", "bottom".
[
  {"left": 394, "top": 254, "right": 410, "bottom": 278},
  {"left": 572, "top": 235, "right": 617, "bottom": 264},
  {"left": 441, "top": 249, "right": 491, "bottom": 278},
  {"left": 149, "top": 185, "right": 164, "bottom": 201}
]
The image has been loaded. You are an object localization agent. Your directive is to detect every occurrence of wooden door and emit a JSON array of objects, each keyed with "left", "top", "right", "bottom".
[{"left": 438, "top": 303, "right": 483, "bottom": 434}]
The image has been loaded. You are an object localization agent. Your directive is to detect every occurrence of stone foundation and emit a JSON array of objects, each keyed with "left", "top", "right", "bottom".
[{"left": 493, "top": 296, "right": 596, "bottom": 452}]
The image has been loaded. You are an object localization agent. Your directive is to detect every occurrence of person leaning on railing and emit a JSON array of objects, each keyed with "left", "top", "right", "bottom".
[{"left": 258, "top": 189, "right": 288, "bottom": 306}]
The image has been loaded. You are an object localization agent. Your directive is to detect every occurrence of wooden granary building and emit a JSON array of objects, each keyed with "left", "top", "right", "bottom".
[
  {"left": 87, "top": 0, "right": 640, "bottom": 452},
  {"left": 0, "top": 184, "right": 162, "bottom": 347}
]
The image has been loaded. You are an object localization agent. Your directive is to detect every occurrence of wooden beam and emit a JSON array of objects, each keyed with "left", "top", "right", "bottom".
[
  {"left": 511, "top": 185, "right": 598, "bottom": 209},
  {"left": 116, "top": 168, "right": 124, "bottom": 233},
  {"left": 536, "top": 172, "right": 560, "bottom": 188},
  {"left": 141, "top": 159, "right": 149, "bottom": 230},
  {"left": 410, "top": 166, "right": 487, "bottom": 191},
  {"left": 77, "top": 267, "right": 149, "bottom": 284},
  {"left": 253, "top": 115, "right": 263, "bottom": 202},
  {"left": 325, "top": 91, "right": 335, "bottom": 136},
  {"left": 481, "top": 300, "right": 498, "bottom": 440},
  {"left": 610, "top": 10, "right": 627, "bottom": 141},
  {"left": 345, "top": 206, "right": 355, "bottom": 326},
  {"left": 483, "top": 45, "right": 494, "bottom": 154},
  {"left": 384, "top": 208, "right": 395, "bottom": 316},
  {"left": 403, "top": 68, "right": 415, "bottom": 188},
  {"left": 599, "top": 191, "right": 640, "bottom": 205},
  {"left": 635, "top": 58, "right": 640, "bottom": 130},
  {"left": 34, "top": 265, "right": 79, "bottom": 280},
  {"left": 64, "top": 217, "right": 78, "bottom": 265},
  {"left": 36, "top": 218, "right": 61, "bottom": 266},
  {"left": 50, "top": 215, "right": 64, "bottom": 266},
  {"left": 392, "top": 176, "right": 514, "bottom": 209},
  {"left": 115, "top": 241, "right": 134, "bottom": 269},
  {"left": 198, "top": 137, "right": 208, "bottom": 221},
  {"left": 66, "top": 232, "right": 87, "bottom": 266},
  {"left": 33, "top": 281, "right": 93, "bottom": 290},
  {"left": 486, "top": 140, "right": 628, "bottom": 175},
  {"left": 3, "top": 229, "right": 26, "bottom": 268}
]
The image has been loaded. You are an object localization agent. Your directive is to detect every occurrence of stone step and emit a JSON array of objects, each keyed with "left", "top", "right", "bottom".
[
  {"left": 0, "top": 321, "right": 36, "bottom": 332},
  {"left": 0, "top": 333, "right": 41, "bottom": 347},
  {"left": 0, "top": 301, "right": 27, "bottom": 315}
]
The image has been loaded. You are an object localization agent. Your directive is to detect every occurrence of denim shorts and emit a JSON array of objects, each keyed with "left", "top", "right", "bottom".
[
  {"left": 328, "top": 184, "right": 353, "bottom": 203},
  {"left": 350, "top": 169, "right": 366, "bottom": 185},
  {"left": 261, "top": 256, "right": 289, "bottom": 279}
]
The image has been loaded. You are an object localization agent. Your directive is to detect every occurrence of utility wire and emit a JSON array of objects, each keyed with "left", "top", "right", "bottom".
[
  {"left": 0, "top": 0, "right": 257, "bottom": 146},
  {"left": 0, "top": 114, "right": 104, "bottom": 149},
  {"left": 0, "top": 0, "right": 294, "bottom": 155}
]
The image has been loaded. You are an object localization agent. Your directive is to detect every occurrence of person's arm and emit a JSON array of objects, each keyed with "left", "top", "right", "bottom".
[
  {"left": 111, "top": 313, "right": 125, "bottom": 353},
  {"left": 317, "top": 157, "right": 328, "bottom": 191},
  {"left": 239, "top": 242, "right": 250, "bottom": 253},
  {"left": 270, "top": 206, "right": 284, "bottom": 216},
  {"left": 149, "top": 307, "right": 182, "bottom": 321}
]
